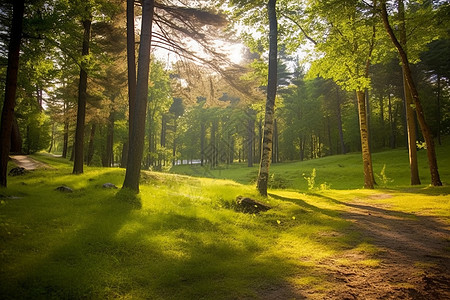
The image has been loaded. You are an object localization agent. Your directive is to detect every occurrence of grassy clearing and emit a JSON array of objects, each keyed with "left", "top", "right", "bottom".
[
  {"left": 171, "top": 140, "right": 450, "bottom": 190},
  {"left": 1, "top": 149, "right": 449, "bottom": 298}
]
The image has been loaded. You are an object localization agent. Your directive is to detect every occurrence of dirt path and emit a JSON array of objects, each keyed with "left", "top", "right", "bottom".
[
  {"left": 9, "top": 155, "right": 49, "bottom": 170},
  {"left": 316, "top": 196, "right": 450, "bottom": 299}
]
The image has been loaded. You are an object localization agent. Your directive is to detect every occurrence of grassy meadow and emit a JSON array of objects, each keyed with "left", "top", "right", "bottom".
[
  {"left": 0, "top": 144, "right": 449, "bottom": 299},
  {"left": 171, "top": 140, "right": 450, "bottom": 190}
]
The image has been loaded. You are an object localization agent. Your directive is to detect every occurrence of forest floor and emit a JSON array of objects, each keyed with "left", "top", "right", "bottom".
[
  {"left": 2, "top": 154, "right": 449, "bottom": 299},
  {"left": 294, "top": 194, "right": 450, "bottom": 300}
]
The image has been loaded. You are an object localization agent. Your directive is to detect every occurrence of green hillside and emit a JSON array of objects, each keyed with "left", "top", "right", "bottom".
[{"left": 171, "top": 141, "right": 450, "bottom": 190}]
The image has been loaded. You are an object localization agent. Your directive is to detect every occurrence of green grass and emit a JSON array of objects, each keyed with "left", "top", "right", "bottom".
[
  {"left": 1, "top": 146, "right": 449, "bottom": 299},
  {"left": 170, "top": 140, "right": 450, "bottom": 190}
]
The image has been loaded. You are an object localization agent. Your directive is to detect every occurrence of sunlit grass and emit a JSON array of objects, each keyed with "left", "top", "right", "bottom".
[
  {"left": 1, "top": 148, "right": 449, "bottom": 298},
  {"left": 171, "top": 140, "right": 450, "bottom": 190}
]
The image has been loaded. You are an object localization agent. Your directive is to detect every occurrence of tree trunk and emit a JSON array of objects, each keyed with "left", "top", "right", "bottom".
[
  {"left": 121, "top": 141, "right": 128, "bottom": 168},
  {"left": 272, "top": 118, "right": 279, "bottom": 163},
  {"left": 200, "top": 122, "right": 205, "bottom": 166},
  {"left": 103, "top": 112, "right": 114, "bottom": 167},
  {"left": 336, "top": 89, "right": 346, "bottom": 154},
  {"left": 122, "top": 0, "right": 155, "bottom": 192},
  {"left": 211, "top": 120, "right": 217, "bottom": 168},
  {"left": 247, "top": 112, "right": 254, "bottom": 167},
  {"left": 380, "top": 1, "right": 441, "bottom": 186},
  {"left": 86, "top": 122, "right": 96, "bottom": 165},
  {"left": 11, "top": 116, "right": 22, "bottom": 153},
  {"left": 72, "top": 18, "right": 91, "bottom": 174},
  {"left": 356, "top": 90, "right": 375, "bottom": 189},
  {"left": 172, "top": 120, "right": 177, "bottom": 166},
  {"left": 125, "top": 0, "right": 137, "bottom": 169},
  {"left": 436, "top": 74, "right": 441, "bottom": 145},
  {"left": 0, "top": 0, "right": 25, "bottom": 187},
  {"left": 388, "top": 93, "right": 396, "bottom": 148},
  {"left": 62, "top": 120, "right": 69, "bottom": 158},
  {"left": 48, "top": 123, "right": 54, "bottom": 153},
  {"left": 257, "top": 0, "right": 277, "bottom": 197},
  {"left": 397, "top": 0, "right": 420, "bottom": 185}
]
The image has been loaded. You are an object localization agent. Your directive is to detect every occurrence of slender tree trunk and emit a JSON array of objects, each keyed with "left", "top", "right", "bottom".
[
  {"left": 172, "top": 120, "right": 177, "bottom": 166},
  {"left": 0, "top": 0, "right": 25, "bottom": 187},
  {"left": 86, "top": 122, "right": 96, "bottom": 165},
  {"left": 397, "top": 0, "right": 420, "bottom": 185},
  {"left": 123, "top": 0, "right": 155, "bottom": 192},
  {"left": 121, "top": 142, "right": 128, "bottom": 168},
  {"left": 327, "top": 117, "right": 332, "bottom": 155},
  {"left": 299, "top": 136, "right": 304, "bottom": 161},
  {"left": 105, "top": 112, "right": 114, "bottom": 167},
  {"left": 126, "top": 0, "right": 137, "bottom": 169},
  {"left": 379, "top": 95, "right": 385, "bottom": 147},
  {"left": 356, "top": 90, "right": 375, "bottom": 189},
  {"left": 247, "top": 113, "right": 254, "bottom": 167},
  {"left": 436, "top": 74, "right": 441, "bottom": 145},
  {"left": 200, "top": 122, "right": 205, "bottom": 166},
  {"left": 62, "top": 120, "right": 69, "bottom": 158},
  {"left": 380, "top": 1, "right": 441, "bottom": 186},
  {"left": 72, "top": 18, "right": 91, "bottom": 174},
  {"left": 388, "top": 94, "right": 395, "bottom": 148},
  {"left": 257, "top": 0, "right": 277, "bottom": 196},
  {"left": 48, "top": 123, "right": 55, "bottom": 153},
  {"left": 403, "top": 79, "right": 421, "bottom": 185},
  {"left": 211, "top": 120, "right": 217, "bottom": 168},
  {"left": 336, "top": 89, "right": 346, "bottom": 154},
  {"left": 272, "top": 119, "right": 279, "bottom": 163}
]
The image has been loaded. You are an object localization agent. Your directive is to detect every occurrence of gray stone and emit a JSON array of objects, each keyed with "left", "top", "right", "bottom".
[
  {"left": 102, "top": 183, "right": 118, "bottom": 189},
  {"left": 55, "top": 185, "right": 73, "bottom": 193},
  {"left": 9, "top": 167, "right": 26, "bottom": 176},
  {"left": 235, "top": 196, "right": 271, "bottom": 213}
]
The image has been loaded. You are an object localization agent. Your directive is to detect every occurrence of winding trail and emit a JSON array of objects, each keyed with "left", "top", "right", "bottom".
[
  {"left": 9, "top": 155, "right": 49, "bottom": 170},
  {"left": 319, "top": 196, "right": 450, "bottom": 299}
]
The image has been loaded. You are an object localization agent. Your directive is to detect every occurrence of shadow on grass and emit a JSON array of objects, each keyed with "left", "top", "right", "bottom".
[{"left": 1, "top": 188, "right": 314, "bottom": 299}]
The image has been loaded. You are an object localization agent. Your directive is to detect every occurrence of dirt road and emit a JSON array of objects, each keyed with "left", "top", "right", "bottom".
[
  {"left": 9, "top": 155, "right": 48, "bottom": 170},
  {"left": 318, "top": 197, "right": 450, "bottom": 299}
]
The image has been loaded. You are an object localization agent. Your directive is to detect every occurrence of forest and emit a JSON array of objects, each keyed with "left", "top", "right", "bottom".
[{"left": 0, "top": 0, "right": 449, "bottom": 299}]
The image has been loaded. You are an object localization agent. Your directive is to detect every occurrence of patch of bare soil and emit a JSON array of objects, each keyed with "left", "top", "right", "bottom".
[
  {"left": 9, "top": 155, "right": 50, "bottom": 170},
  {"left": 314, "top": 196, "right": 450, "bottom": 299}
]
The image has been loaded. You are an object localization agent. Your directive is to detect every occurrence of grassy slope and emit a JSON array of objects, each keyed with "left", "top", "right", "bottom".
[
  {"left": 171, "top": 140, "right": 450, "bottom": 190},
  {"left": 0, "top": 148, "right": 449, "bottom": 299}
]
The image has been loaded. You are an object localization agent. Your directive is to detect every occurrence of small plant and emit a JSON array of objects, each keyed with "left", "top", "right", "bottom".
[
  {"left": 319, "top": 182, "right": 331, "bottom": 190},
  {"left": 375, "top": 164, "right": 394, "bottom": 186},
  {"left": 303, "top": 168, "right": 316, "bottom": 190}
]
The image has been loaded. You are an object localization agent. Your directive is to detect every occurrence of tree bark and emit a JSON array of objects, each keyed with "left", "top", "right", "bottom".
[
  {"left": 122, "top": 0, "right": 155, "bottom": 192},
  {"left": 247, "top": 111, "right": 254, "bottom": 167},
  {"left": 126, "top": 0, "right": 137, "bottom": 169},
  {"left": 11, "top": 116, "right": 22, "bottom": 153},
  {"left": 257, "top": 0, "right": 277, "bottom": 197},
  {"left": 336, "top": 88, "right": 346, "bottom": 154},
  {"left": 436, "top": 74, "right": 441, "bottom": 145},
  {"left": 272, "top": 118, "right": 279, "bottom": 163},
  {"left": 72, "top": 18, "right": 91, "bottom": 174},
  {"left": 200, "top": 122, "right": 205, "bottom": 166},
  {"left": 0, "top": 0, "right": 25, "bottom": 187},
  {"left": 86, "top": 122, "right": 96, "bottom": 165},
  {"left": 397, "top": 0, "right": 420, "bottom": 185},
  {"left": 103, "top": 111, "right": 114, "bottom": 167},
  {"left": 380, "top": 1, "right": 442, "bottom": 186},
  {"left": 356, "top": 90, "right": 375, "bottom": 189}
]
